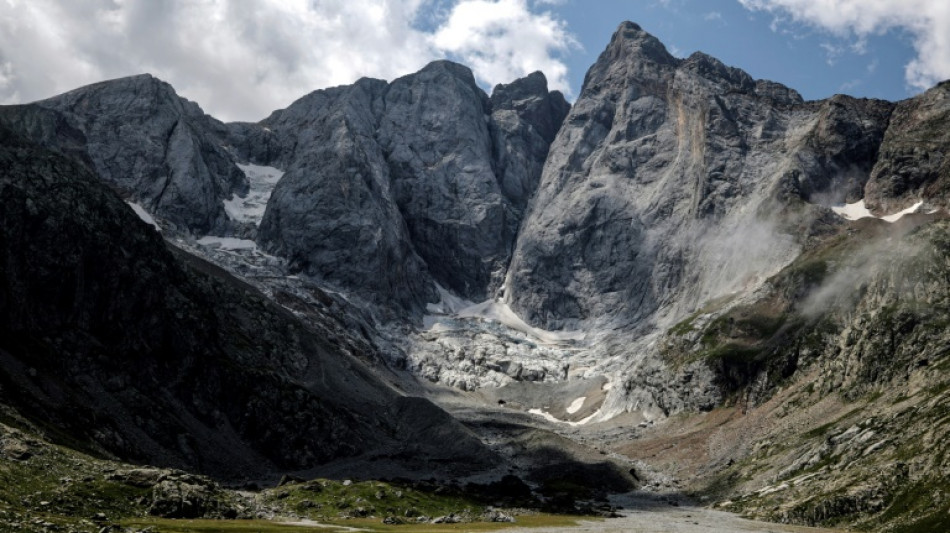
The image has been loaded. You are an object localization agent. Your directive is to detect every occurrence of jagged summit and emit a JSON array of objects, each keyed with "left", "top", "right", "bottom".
[
  {"left": 412, "top": 58, "right": 482, "bottom": 84},
  {"left": 606, "top": 21, "right": 677, "bottom": 63}
]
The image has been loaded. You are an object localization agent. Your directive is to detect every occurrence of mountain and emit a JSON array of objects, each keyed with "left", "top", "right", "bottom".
[
  {"left": 508, "top": 21, "right": 893, "bottom": 333},
  {"left": 3, "top": 75, "right": 249, "bottom": 235},
  {"left": 223, "top": 62, "right": 569, "bottom": 316},
  {"left": 3, "top": 18, "right": 950, "bottom": 533},
  {"left": 0, "top": 123, "right": 495, "bottom": 482}
]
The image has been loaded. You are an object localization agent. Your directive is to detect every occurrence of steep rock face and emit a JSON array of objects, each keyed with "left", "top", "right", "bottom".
[
  {"left": 491, "top": 72, "right": 571, "bottom": 234},
  {"left": 506, "top": 22, "right": 892, "bottom": 331},
  {"left": 256, "top": 79, "right": 436, "bottom": 316},
  {"left": 252, "top": 64, "right": 568, "bottom": 312},
  {"left": 0, "top": 125, "right": 495, "bottom": 480},
  {"left": 380, "top": 61, "right": 512, "bottom": 300},
  {"left": 783, "top": 95, "right": 894, "bottom": 204},
  {"left": 865, "top": 81, "right": 950, "bottom": 213},
  {"left": 28, "top": 74, "right": 248, "bottom": 234}
]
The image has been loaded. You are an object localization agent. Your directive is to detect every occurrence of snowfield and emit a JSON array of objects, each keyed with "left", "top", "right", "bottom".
[
  {"left": 196, "top": 236, "right": 258, "bottom": 251},
  {"left": 831, "top": 199, "right": 923, "bottom": 223},
  {"left": 224, "top": 163, "right": 285, "bottom": 226},
  {"left": 127, "top": 202, "right": 159, "bottom": 230}
]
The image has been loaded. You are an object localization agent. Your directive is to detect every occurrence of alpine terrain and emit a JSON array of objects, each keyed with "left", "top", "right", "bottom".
[{"left": 1, "top": 20, "right": 950, "bottom": 533}]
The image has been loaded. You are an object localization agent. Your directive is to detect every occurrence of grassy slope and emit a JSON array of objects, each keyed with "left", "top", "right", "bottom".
[
  {"left": 649, "top": 217, "right": 950, "bottom": 532},
  {"left": 0, "top": 422, "right": 591, "bottom": 533}
]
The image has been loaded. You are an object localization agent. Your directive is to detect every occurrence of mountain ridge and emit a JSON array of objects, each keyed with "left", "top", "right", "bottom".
[{"left": 2, "top": 19, "right": 950, "bottom": 532}]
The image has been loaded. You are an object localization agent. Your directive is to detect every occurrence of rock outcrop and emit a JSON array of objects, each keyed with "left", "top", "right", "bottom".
[
  {"left": 5, "top": 74, "right": 248, "bottom": 234},
  {"left": 865, "top": 80, "right": 950, "bottom": 213},
  {"left": 255, "top": 78, "right": 435, "bottom": 316}
]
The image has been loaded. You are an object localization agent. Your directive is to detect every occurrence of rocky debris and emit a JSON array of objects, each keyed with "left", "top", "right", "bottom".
[
  {"left": 106, "top": 469, "right": 166, "bottom": 488},
  {"left": 147, "top": 475, "right": 239, "bottom": 519},
  {"left": 1, "top": 433, "right": 38, "bottom": 461},
  {"left": 484, "top": 509, "right": 516, "bottom": 522},
  {"left": 404, "top": 318, "right": 579, "bottom": 390}
]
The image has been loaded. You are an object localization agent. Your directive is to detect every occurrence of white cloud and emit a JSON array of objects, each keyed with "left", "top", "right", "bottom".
[
  {"left": 0, "top": 0, "right": 575, "bottom": 121},
  {"left": 431, "top": 0, "right": 577, "bottom": 96},
  {"left": 704, "top": 11, "right": 724, "bottom": 22},
  {"left": 738, "top": 0, "right": 950, "bottom": 92},
  {"left": 820, "top": 42, "right": 844, "bottom": 66}
]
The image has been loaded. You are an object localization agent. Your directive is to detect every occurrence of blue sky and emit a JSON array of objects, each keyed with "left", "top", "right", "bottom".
[
  {"left": 544, "top": 0, "right": 919, "bottom": 103},
  {"left": 1, "top": 0, "right": 944, "bottom": 121}
]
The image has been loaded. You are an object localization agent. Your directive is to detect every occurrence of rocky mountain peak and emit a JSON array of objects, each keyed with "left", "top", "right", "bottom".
[
  {"left": 417, "top": 59, "right": 481, "bottom": 84},
  {"left": 8, "top": 73, "right": 250, "bottom": 235},
  {"left": 492, "top": 71, "right": 549, "bottom": 103},
  {"left": 505, "top": 21, "right": 895, "bottom": 333},
  {"left": 491, "top": 71, "right": 569, "bottom": 146},
  {"left": 607, "top": 21, "right": 677, "bottom": 66},
  {"left": 45, "top": 72, "right": 202, "bottom": 118},
  {"left": 682, "top": 51, "right": 756, "bottom": 92}
]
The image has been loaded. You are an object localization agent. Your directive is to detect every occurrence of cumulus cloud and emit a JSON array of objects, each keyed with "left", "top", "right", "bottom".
[
  {"left": 739, "top": 0, "right": 950, "bottom": 92},
  {"left": 0, "top": 0, "right": 575, "bottom": 121},
  {"left": 431, "top": 0, "right": 577, "bottom": 95}
]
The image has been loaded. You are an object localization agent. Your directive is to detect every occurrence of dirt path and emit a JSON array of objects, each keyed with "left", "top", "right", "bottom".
[
  {"left": 503, "top": 493, "right": 842, "bottom": 533},
  {"left": 506, "top": 510, "right": 839, "bottom": 533}
]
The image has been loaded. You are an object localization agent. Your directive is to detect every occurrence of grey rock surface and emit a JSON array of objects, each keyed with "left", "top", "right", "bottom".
[
  {"left": 865, "top": 80, "right": 950, "bottom": 213},
  {"left": 379, "top": 61, "right": 509, "bottom": 301},
  {"left": 506, "top": 22, "right": 892, "bottom": 334},
  {"left": 26, "top": 74, "right": 248, "bottom": 235},
  {"left": 246, "top": 64, "right": 568, "bottom": 314},
  {"left": 256, "top": 78, "right": 435, "bottom": 317}
]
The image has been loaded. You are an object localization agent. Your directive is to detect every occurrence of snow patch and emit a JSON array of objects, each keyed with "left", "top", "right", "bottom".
[
  {"left": 455, "top": 299, "right": 585, "bottom": 344},
  {"left": 127, "top": 202, "right": 159, "bottom": 230},
  {"left": 197, "top": 236, "right": 258, "bottom": 250},
  {"left": 566, "top": 397, "right": 586, "bottom": 414},
  {"left": 831, "top": 199, "right": 923, "bottom": 223},
  {"left": 224, "top": 163, "right": 284, "bottom": 226},
  {"left": 529, "top": 407, "right": 599, "bottom": 427},
  {"left": 882, "top": 201, "right": 924, "bottom": 222},
  {"left": 425, "top": 283, "right": 475, "bottom": 315},
  {"left": 423, "top": 286, "right": 584, "bottom": 345}
]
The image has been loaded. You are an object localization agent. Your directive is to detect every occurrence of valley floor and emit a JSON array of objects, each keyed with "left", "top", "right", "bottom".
[{"left": 508, "top": 496, "right": 845, "bottom": 533}]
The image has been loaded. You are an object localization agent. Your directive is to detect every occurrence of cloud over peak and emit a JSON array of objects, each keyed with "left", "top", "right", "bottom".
[{"left": 0, "top": 0, "right": 575, "bottom": 122}]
